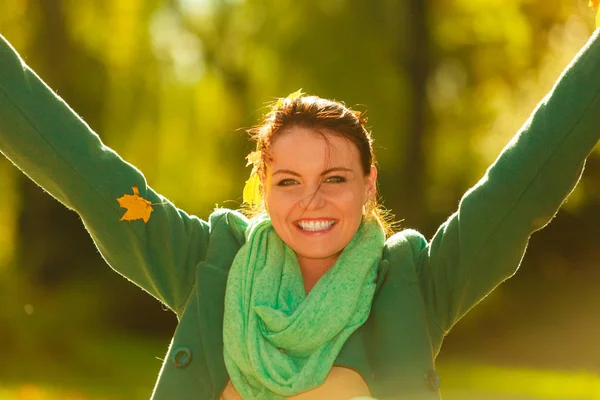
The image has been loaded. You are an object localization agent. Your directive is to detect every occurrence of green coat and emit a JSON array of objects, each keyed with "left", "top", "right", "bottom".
[{"left": 1, "top": 30, "right": 600, "bottom": 399}]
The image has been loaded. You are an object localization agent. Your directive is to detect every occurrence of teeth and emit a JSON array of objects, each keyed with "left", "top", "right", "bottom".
[{"left": 297, "top": 220, "right": 335, "bottom": 231}]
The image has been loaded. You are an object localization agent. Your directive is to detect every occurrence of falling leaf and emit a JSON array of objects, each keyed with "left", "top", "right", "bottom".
[
  {"left": 243, "top": 172, "right": 262, "bottom": 206},
  {"left": 246, "top": 150, "right": 262, "bottom": 168},
  {"left": 273, "top": 89, "right": 304, "bottom": 110},
  {"left": 351, "top": 109, "right": 368, "bottom": 126},
  {"left": 591, "top": 0, "right": 600, "bottom": 27},
  {"left": 286, "top": 88, "right": 304, "bottom": 101},
  {"left": 117, "top": 185, "right": 153, "bottom": 223}
]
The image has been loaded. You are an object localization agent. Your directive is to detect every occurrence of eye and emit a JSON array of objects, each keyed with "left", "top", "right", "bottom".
[
  {"left": 325, "top": 176, "right": 347, "bottom": 183},
  {"left": 277, "top": 178, "right": 298, "bottom": 186}
]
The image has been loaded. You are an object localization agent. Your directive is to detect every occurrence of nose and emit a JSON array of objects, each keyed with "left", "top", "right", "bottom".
[{"left": 298, "top": 187, "right": 327, "bottom": 211}]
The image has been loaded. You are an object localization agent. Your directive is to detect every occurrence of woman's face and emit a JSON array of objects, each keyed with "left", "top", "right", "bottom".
[{"left": 263, "top": 126, "right": 377, "bottom": 265}]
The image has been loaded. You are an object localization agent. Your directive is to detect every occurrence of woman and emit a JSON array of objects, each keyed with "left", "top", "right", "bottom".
[{"left": 1, "top": 24, "right": 600, "bottom": 399}]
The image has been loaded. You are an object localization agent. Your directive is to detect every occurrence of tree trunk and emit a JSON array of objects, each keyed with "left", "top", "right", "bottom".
[{"left": 401, "top": 0, "right": 430, "bottom": 228}]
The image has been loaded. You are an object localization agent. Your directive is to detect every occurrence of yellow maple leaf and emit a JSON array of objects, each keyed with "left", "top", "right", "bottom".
[
  {"left": 273, "top": 89, "right": 305, "bottom": 110},
  {"left": 117, "top": 185, "right": 154, "bottom": 223},
  {"left": 286, "top": 88, "right": 304, "bottom": 101},
  {"left": 245, "top": 150, "right": 262, "bottom": 168},
  {"left": 243, "top": 172, "right": 262, "bottom": 206},
  {"left": 591, "top": 0, "right": 600, "bottom": 27}
]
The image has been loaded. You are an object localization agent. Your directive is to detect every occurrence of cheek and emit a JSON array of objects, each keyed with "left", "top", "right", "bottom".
[
  {"left": 321, "top": 185, "right": 362, "bottom": 210},
  {"left": 265, "top": 190, "right": 295, "bottom": 217}
]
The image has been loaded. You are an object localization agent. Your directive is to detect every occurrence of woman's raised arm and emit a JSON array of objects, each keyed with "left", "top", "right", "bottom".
[
  {"left": 395, "top": 29, "right": 600, "bottom": 343},
  {"left": 0, "top": 34, "right": 211, "bottom": 314}
]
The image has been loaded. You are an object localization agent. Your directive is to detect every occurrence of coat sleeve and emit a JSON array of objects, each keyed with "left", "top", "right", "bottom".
[
  {"left": 405, "top": 29, "right": 600, "bottom": 336},
  {"left": 0, "top": 34, "right": 211, "bottom": 313}
]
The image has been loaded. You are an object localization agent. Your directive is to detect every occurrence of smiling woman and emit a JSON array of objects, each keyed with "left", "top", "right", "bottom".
[
  {"left": 2, "top": 26, "right": 600, "bottom": 400},
  {"left": 221, "top": 99, "right": 388, "bottom": 398}
]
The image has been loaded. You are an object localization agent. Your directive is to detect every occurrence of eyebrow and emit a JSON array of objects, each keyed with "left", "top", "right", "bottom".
[{"left": 272, "top": 167, "right": 353, "bottom": 177}]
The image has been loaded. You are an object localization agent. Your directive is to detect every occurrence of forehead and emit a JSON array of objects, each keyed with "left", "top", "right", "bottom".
[{"left": 268, "top": 126, "right": 360, "bottom": 171}]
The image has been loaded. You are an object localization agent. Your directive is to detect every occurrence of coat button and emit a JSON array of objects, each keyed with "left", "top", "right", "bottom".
[
  {"left": 172, "top": 346, "right": 192, "bottom": 369},
  {"left": 425, "top": 369, "right": 441, "bottom": 391}
]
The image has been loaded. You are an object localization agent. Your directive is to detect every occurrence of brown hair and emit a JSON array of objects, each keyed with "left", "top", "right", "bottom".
[{"left": 242, "top": 92, "right": 397, "bottom": 238}]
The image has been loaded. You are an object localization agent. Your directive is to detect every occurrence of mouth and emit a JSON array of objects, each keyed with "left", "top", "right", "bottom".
[{"left": 295, "top": 219, "right": 337, "bottom": 234}]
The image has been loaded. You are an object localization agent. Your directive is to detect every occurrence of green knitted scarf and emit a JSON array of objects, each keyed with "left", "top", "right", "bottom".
[{"left": 223, "top": 212, "right": 385, "bottom": 399}]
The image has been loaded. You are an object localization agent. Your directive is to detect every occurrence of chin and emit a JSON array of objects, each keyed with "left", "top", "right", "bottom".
[{"left": 294, "top": 246, "right": 343, "bottom": 261}]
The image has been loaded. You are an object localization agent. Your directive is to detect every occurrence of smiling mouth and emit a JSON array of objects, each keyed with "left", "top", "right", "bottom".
[{"left": 296, "top": 220, "right": 336, "bottom": 232}]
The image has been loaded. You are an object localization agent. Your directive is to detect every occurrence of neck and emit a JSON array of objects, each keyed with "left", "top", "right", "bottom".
[{"left": 297, "top": 253, "right": 340, "bottom": 294}]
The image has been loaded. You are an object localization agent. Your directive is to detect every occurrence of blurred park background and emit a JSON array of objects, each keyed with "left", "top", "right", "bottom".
[{"left": 1, "top": 0, "right": 600, "bottom": 399}]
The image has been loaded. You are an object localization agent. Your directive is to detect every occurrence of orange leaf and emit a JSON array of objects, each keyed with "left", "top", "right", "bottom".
[
  {"left": 591, "top": 0, "right": 600, "bottom": 7},
  {"left": 117, "top": 185, "right": 153, "bottom": 223}
]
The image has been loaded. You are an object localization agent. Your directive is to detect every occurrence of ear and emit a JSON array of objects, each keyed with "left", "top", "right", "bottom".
[{"left": 365, "top": 165, "right": 377, "bottom": 202}]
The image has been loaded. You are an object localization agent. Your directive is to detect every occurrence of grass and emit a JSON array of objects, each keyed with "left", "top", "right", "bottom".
[
  {"left": 439, "top": 363, "right": 600, "bottom": 400},
  {"left": 0, "top": 333, "right": 164, "bottom": 400},
  {"left": 2, "top": 345, "right": 600, "bottom": 400}
]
